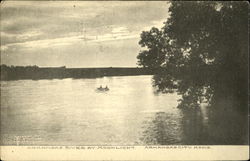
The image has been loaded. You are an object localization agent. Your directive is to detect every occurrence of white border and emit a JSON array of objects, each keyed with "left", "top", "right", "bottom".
[{"left": 1, "top": 145, "right": 249, "bottom": 160}]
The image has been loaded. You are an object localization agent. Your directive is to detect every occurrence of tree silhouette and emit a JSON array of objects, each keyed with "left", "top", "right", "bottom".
[{"left": 137, "top": 1, "right": 248, "bottom": 111}]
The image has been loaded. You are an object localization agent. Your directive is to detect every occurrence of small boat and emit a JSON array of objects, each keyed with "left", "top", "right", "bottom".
[{"left": 96, "top": 86, "right": 109, "bottom": 92}]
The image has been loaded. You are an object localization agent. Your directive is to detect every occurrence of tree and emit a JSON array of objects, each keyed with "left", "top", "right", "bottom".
[{"left": 137, "top": 1, "right": 248, "bottom": 111}]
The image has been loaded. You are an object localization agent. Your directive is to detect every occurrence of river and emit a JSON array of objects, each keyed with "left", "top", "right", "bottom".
[{"left": 0, "top": 75, "right": 247, "bottom": 145}]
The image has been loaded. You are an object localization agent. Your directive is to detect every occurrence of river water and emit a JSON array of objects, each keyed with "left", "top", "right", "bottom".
[{"left": 0, "top": 75, "right": 247, "bottom": 145}]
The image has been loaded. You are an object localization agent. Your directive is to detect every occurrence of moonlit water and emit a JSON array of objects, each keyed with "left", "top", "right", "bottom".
[{"left": 1, "top": 76, "right": 210, "bottom": 145}]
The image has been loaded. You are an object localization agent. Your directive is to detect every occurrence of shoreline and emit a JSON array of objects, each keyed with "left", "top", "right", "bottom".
[{"left": 1, "top": 65, "right": 153, "bottom": 81}]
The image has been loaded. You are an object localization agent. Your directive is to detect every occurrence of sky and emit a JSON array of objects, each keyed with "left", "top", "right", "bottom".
[{"left": 1, "top": 1, "right": 170, "bottom": 67}]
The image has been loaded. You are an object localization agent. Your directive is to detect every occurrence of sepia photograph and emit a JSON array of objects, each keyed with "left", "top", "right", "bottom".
[{"left": 0, "top": 0, "right": 249, "bottom": 160}]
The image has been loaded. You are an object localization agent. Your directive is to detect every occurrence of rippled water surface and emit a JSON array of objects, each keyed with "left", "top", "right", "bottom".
[{"left": 1, "top": 76, "right": 247, "bottom": 145}]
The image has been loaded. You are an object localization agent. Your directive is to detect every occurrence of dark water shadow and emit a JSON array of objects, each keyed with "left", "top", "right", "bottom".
[
  {"left": 205, "top": 106, "right": 248, "bottom": 145},
  {"left": 179, "top": 107, "right": 210, "bottom": 144},
  {"left": 140, "top": 104, "right": 248, "bottom": 145}
]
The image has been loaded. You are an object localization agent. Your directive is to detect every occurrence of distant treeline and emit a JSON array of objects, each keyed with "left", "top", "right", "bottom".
[{"left": 0, "top": 65, "right": 153, "bottom": 81}]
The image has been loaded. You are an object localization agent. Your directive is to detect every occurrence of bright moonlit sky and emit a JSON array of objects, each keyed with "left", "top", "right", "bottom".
[{"left": 1, "top": 1, "right": 170, "bottom": 67}]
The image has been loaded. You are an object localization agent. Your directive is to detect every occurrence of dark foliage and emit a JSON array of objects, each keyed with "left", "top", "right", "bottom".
[{"left": 137, "top": 1, "right": 248, "bottom": 112}]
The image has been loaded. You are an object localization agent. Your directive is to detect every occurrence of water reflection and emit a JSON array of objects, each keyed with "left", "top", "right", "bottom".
[
  {"left": 140, "top": 112, "right": 182, "bottom": 145},
  {"left": 140, "top": 108, "right": 209, "bottom": 145},
  {"left": 180, "top": 107, "right": 209, "bottom": 144},
  {"left": 206, "top": 106, "right": 248, "bottom": 145},
  {"left": 140, "top": 105, "right": 247, "bottom": 145}
]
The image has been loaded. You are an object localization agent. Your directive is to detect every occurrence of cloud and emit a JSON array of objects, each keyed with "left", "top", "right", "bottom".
[
  {"left": 1, "top": 30, "right": 43, "bottom": 40},
  {"left": 1, "top": 29, "right": 139, "bottom": 51},
  {"left": 142, "top": 19, "right": 168, "bottom": 31},
  {"left": 1, "top": 1, "right": 169, "bottom": 41},
  {"left": 112, "top": 26, "right": 129, "bottom": 34},
  {"left": 1, "top": 1, "right": 170, "bottom": 67}
]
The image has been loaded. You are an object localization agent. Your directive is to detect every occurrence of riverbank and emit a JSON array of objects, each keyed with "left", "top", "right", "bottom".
[{"left": 0, "top": 65, "right": 153, "bottom": 81}]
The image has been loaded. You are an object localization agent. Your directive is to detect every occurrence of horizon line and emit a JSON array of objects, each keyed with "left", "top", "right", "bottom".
[{"left": 1, "top": 64, "right": 143, "bottom": 69}]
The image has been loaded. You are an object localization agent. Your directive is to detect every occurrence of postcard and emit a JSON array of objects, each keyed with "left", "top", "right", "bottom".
[{"left": 1, "top": 1, "right": 249, "bottom": 160}]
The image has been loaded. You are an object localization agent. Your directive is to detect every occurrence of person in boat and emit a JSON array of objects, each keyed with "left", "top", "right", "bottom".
[
  {"left": 105, "top": 85, "right": 109, "bottom": 90},
  {"left": 98, "top": 85, "right": 103, "bottom": 90}
]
